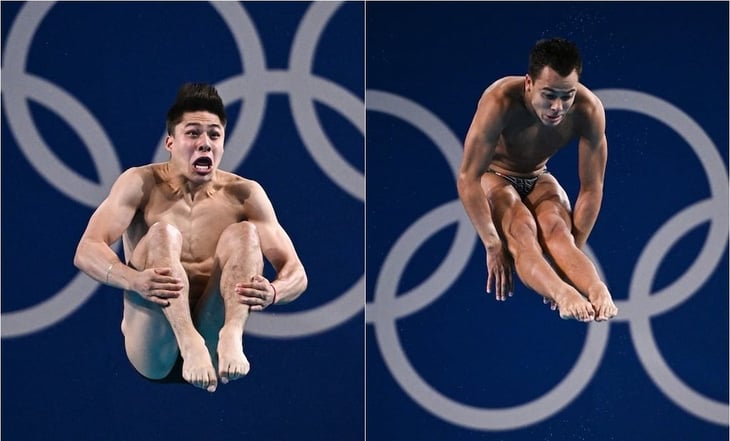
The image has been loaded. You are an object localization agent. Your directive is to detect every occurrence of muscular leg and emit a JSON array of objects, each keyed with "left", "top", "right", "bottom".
[
  {"left": 195, "top": 221, "right": 262, "bottom": 384},
  {"left": 122, "top": 222, "right": 217, "bottom": 391},
  {"left": 482, "top": 175, "right": 594, "bottom": 321},
  {"left": 527, "top": 178, "right": 618, "bottom": 321}
]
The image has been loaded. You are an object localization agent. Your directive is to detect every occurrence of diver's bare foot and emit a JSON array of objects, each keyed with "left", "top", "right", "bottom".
[
  {"left": 553, "top": 289, "right": 594, "bottom": 322},
  {"left": 180, "top": 339, "right": 218, "bottom": 392},
  {"left": 543, "top": 297, "right": 558, "bottom": 311},
  {"left": 587, "top": 284, "right": 618, "bottom": 321},
  {"left": 217, "top": 326, "right": 250, "bottom": 384}
]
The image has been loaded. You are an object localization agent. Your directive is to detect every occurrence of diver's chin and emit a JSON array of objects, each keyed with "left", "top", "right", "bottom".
[
  {"left": 188, "top": 167, "right": 214, "bottom": 184},
  {"left": 542, "top": 113, "right": 564, "bottom": 126}
]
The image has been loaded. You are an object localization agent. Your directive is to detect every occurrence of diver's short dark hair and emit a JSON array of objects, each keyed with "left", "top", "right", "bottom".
[
  {"left": 166, "top": 83, "right": 227, "bottom": 135},
  {"left": 528, "top": 38, "right": 583, "bottom": 79}
]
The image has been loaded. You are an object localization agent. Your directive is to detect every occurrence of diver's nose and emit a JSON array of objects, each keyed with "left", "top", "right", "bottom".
[{"left": 197, "top": 140, "right": 212, "bottom": 152}]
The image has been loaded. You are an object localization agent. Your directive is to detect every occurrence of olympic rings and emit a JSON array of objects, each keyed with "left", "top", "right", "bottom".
[
  {"left": 2, "top": 1, "right": 727, "bottom": 431},
  {"left": 366, "top": 89, "right": 728, "bottom": 429},
  {"left": 1, "top": 1, "right": 364, "bottom": 338}
]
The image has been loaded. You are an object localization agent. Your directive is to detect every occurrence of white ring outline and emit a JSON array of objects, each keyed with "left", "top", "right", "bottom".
[
  {"left": 599, "top": 90, "right": 728, "bottom": 426},
  {"left": 367, "top": 90, "right": 610, "bottom": 430},
  {"left": 366, "top": 88, "right": 728, "bottom": 430},
  {"left": 1, "top": 1, "right": 365, "bottom": 339},
  {"left": 2, "top": 2, "right": 123, "bottom": 337}
]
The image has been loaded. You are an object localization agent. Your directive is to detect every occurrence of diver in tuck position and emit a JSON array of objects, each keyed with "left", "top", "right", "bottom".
[{"left": 75, "top": 83, "right": 307, "bottom": 391}]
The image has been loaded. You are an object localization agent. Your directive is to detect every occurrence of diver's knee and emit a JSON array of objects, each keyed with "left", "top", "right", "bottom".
[
  {"left": 540, "top": 217, "right": 573, "bottom": 245},
  {"left": 217, "top": 222, "right": 261, "bottom": 258},
  {"left": 221, "top": 221, "right": 258, "bottom": 243},
  {"left": 147, "top": 222, "right": 183, "bottom": 243}
]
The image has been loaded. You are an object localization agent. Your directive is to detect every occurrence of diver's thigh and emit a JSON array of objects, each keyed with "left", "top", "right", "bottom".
[{"left": 121, "top": 291, "right": 179, "bottom": 378}]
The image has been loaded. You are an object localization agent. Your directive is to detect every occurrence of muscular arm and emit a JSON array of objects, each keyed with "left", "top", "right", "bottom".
[
  {"left": 74, "top": 168, "right": 144, "bottom": 289},
  {"left": 457, "top": 91, "right": 505, "bottom": 253},
  {"left": 573, "top": 96, "right": 608, "bottom": 249},
  {"left": 244, "top": 182, "right": 307, "bottom": 304},
  {"left": 75, "top": 168, "right": 182, "bottom": 306},
  {"left": 458, "top": 88, "right": 515, "bottom": 298}
]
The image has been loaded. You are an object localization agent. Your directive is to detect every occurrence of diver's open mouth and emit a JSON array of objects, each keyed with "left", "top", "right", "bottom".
[
  {"left": 545, "top": 113, "right": 563, "bottom": 124},
  {"left": 193, "top": 157, "right": 213, "bottom": 174}
]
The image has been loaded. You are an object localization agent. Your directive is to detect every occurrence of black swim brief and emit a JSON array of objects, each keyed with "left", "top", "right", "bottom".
[{"left": 486, "top": 168, "right": 549, "bottom": 198}]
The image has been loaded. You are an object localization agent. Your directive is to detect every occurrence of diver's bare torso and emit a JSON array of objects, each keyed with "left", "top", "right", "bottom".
[
  {"left": 122, "top": 163, "right": 253, "bottom": 302},
  {"left": 485, "top": 76, "right": 591, "bottom": 176}
]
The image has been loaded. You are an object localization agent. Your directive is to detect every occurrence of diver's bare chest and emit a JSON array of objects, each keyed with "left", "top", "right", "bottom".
[
  {"left": 142, "top": 195, "right": 242, "bottom": 237},
  {"left": 501, "top": 122, "right": 575, "bottom": 158}
]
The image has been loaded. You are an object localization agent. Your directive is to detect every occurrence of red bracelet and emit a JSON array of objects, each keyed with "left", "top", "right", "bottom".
[{"left": 270, "top": 283, "right": 277, "bottom": 305}]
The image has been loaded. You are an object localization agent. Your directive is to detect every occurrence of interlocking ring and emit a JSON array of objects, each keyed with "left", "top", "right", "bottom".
[
  {"left": 366, "top": 89, "right": 728, "bottom": 429},
  {"left": 1, "top": 1, "right": 364, "bottom": 339}
]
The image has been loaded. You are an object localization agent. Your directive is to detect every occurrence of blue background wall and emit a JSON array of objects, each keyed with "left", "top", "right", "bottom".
[
  {"left": 2, "top": 2, "right": 363, "bottom": 440},
  {"left": 367, "top": 2, "right": 728, "bottom": 440},
  {"left": 3, "top": 2, "right": 728, "bottom": 441}
]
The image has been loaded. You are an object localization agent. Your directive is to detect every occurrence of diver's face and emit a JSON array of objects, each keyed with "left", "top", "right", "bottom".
[
  {"left": 525, "top": 66, "right": 579, "bottom": 127},
  {"left": 165, "top": 111, "right": 225, "bottom": 183}
]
